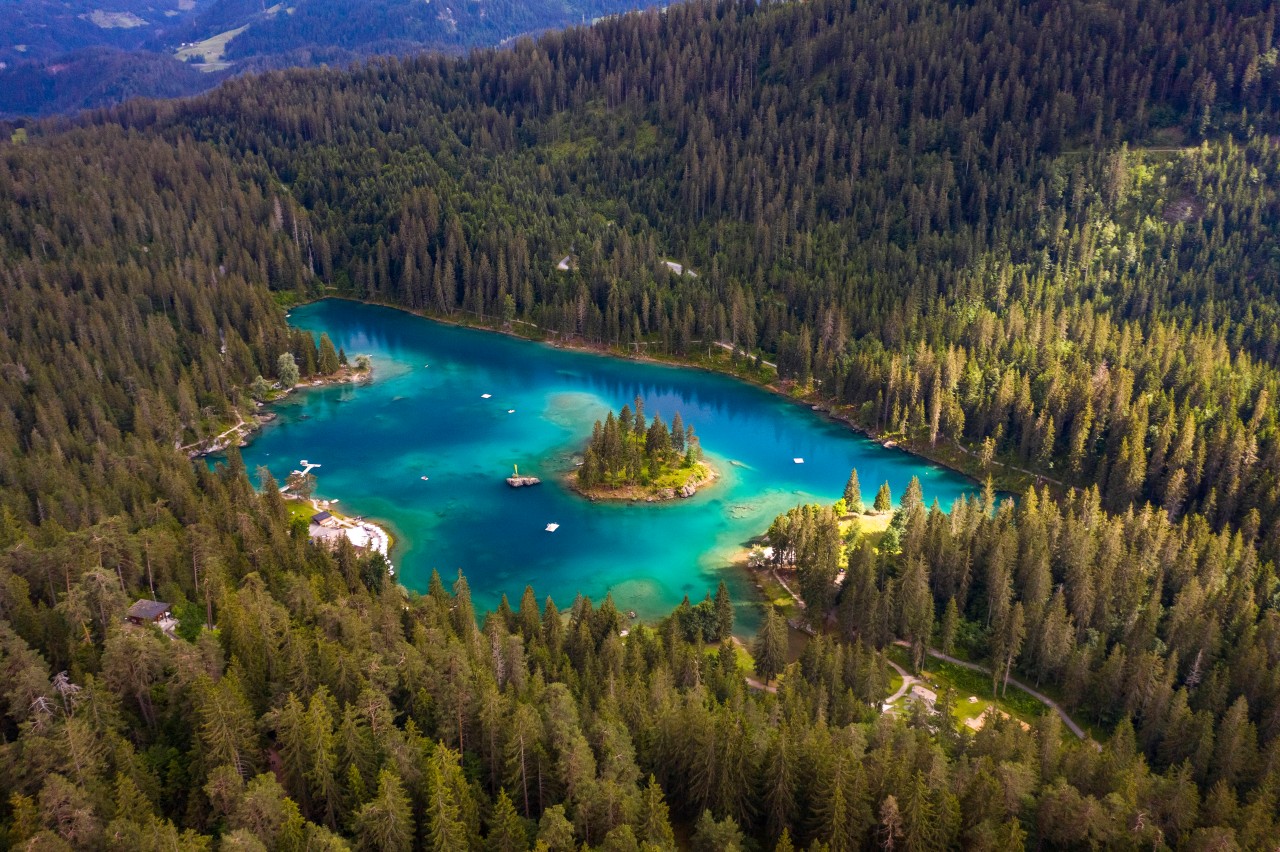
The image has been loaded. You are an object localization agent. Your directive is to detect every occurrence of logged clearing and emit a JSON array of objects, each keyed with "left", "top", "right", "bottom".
[{"left": 174, "top": 25, "right": 248, "bottom": 71}]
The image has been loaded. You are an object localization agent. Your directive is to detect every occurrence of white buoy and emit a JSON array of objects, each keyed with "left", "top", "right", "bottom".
[{"left": 545, "top": 523, "right": 559, "bottom": 532}]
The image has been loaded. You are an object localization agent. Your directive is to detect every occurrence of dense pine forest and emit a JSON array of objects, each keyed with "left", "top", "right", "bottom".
[{"left": 3, "top": 0, "right": 1280, "bottom": 847}]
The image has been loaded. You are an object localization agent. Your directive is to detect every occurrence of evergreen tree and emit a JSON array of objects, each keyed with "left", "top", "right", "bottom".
[
  {"left": 939, "top": 598, "right": 959, "bottom": 657},
  {"left": 635, "top": 775, "right": 675, "bottom": 849},
  {"left": 874, "top": 482, "right": 893, "bottom": 513},
  {"left": 423, "top": 753, "right": 469, "bottom": 852},
  {"left": 354, "top": 770, "right": 413, "bottom": 852},
  {"left": 714, "top": 581, "right": 733, "bottom": 641},
  {"left": 486, "top": 790, "right": 528, "bottom": 852},
  {"left": 843, "top": 469, "right": 863, "bottom": 514},
  {"left": 753, "top": 607, "right": 787, "bottom": 685},
  {"left": 318, "top": 333, "right": 340, "bottom": 374}
]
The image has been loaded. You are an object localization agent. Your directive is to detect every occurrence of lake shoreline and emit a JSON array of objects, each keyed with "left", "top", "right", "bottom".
[
  {"left": 566, "top": 460, "right": 719, "bottom": 503},
  {"left": 293, "top": 295, "right": 1014, "bottom": 499},
  {"left": 245, "top": 297, "right": 979, "bottom": 627},
  {"left": 286, "top": 495, "right": 398, "bottom": 575},
  {"left": 227, "top": 365, "right": 399, "bottom": 574}
]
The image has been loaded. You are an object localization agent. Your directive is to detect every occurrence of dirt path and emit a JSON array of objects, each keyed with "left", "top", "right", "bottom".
[
  {"left": 944, "top": 439, "right": 1066, "bottom": 490},
  {"left": 730, "top": 637, "right": 779, "bottom": 693},
  {"left": 751, "top": 565, "right": 1086, "bottom": 737},
  {"left": 180, "top": 410, "right": 247, "bottom": 455},
  {"left": 894, "top": 641, "right": 1088, "bottom": 740},
  {"left": 743, "top": 674, "right": 778, "bottom": 693},
  {"left": 882, "top": 657, "right": 919, "bottom": 706},
  {"left": 770, "top": 569, "right": 804, "bottom": 608},
  {"left": 713, "top": 340, "right": 777, "bottom": 369}
]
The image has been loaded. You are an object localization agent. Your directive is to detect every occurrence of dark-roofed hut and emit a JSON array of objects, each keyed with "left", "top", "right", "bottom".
[
  {"left": 126, "top": 599, "right": 170, "bottom": 625},
  {"left": 311, "top": 510, "right": 337, "bottom": 527}
]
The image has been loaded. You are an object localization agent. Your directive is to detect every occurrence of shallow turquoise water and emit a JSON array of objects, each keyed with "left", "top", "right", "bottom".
[{"left": 237, "top": 301, "right": 978, "bottom": 628}]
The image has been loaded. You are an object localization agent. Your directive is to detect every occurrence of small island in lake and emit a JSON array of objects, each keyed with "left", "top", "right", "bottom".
[{"left": 568, "top": 397, "right": 715, "bottom": 501}]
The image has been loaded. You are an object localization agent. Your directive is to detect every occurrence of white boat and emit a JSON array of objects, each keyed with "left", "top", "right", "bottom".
[{"left": 545, "top": 523, "right": 559, "bottom": 532}]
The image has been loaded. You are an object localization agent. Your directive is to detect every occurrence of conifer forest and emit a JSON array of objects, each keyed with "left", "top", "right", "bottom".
[{"left": 3, "top": 0, "right": 1280, "bottom": 848}]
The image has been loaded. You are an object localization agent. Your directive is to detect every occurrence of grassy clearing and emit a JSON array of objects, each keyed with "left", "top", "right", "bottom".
[
  {"left": 174, "top": 25, "right": 248, "bottom": 71},
  {"left": 707, "top": 642, "right": 757, "bottom": 676},
  {"left": 886, "top": 646, "right": 1044, "bottom": 730},
  {"left": 752, "top": 569, "right": 800, "bottom": 619},
  {"left": 284, "top": 500, "right": 316, "bottom": 525}
]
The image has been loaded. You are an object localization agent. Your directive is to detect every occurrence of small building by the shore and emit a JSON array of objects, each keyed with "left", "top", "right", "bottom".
[
  {"left": 309, "top": 518, "right": 371, "bottom": 552},
  {"left": 311, "top": 510, "right": 338, "bottom": 528},
  {"left": 126, "top": 599, "right": 171, "bottom": 626}
]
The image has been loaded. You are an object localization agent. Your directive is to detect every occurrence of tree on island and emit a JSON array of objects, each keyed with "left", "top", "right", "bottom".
[
  {"left": 578, "top": 397, "right": 701, "bottom": 489},
  {"left": 874, "top": 482, "right": 892, "bottom": 512},
  {"left": 843, "top": 469, "right": 863, "bottom": 514}
]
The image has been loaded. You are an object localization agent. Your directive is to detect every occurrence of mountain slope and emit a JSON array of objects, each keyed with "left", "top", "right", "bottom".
[{"left": 0, "top": 0, "right": 656, "bottom": 117}]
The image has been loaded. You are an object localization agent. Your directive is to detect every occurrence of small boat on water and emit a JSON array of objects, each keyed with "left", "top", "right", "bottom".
[{"left": 545, "top": 523, "right": 559, "bottom": 532}]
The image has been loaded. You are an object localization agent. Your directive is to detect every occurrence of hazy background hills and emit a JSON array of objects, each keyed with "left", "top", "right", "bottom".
[{"left": 0, "top": 0, "right": 653, "bottom": 117}]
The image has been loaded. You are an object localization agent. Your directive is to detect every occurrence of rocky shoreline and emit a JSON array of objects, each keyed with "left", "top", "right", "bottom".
[
  {"left": 185, "top": 362, "right": 372, "bottom": 459},
  {"left": 183, "top": 412, "right": 275, "bottom": 459},
  {"left": 567, "top": 462, "right": 718, "bottom": 503}
]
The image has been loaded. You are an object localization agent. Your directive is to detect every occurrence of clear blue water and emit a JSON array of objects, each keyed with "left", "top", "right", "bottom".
[{"left": 236, "top": 301, "right": 979, "bottom": 629}]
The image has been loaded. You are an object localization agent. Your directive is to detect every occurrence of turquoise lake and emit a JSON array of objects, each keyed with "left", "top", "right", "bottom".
[{"left": 237, "top": 301, "right": 979, "bottom": 629}]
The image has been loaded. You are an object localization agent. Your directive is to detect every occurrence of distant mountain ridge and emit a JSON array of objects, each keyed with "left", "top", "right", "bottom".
[{"left": 0, "top": 0, "right": 655, "bottom": 117}]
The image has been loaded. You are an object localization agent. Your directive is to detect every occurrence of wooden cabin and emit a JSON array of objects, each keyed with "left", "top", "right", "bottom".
[{"left": 126, "top": 599, "right": 171, "bottom": 625}]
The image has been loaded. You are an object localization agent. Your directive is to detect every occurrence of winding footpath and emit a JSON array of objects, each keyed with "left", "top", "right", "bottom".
[
  {"left": 757, "top": 556, "right": 1089, "bottom": 741},
  {"left": 882, "top": 657, "right": 919, "bottom": 706},
  {"left": 713, "top": 340, "right": 778, "bottom": 369},
  {"left": 893, "top": 640, "right": 1089, "bottom": 740},
  {"left": 180, "top": 411, "right": 248, "bottom": 457}
]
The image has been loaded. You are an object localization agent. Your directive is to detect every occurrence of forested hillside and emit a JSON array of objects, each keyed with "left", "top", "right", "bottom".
[
  {"left": 0, "top": 0, "right": 656, "bottom": 118},
  {"left": 3, "top": 0, "right": 1280, "bottom": 848}
]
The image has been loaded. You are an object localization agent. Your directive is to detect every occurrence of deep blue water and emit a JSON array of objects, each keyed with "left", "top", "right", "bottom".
[{"left": 236, "top": 300, "right": 979, "bottom": 628}]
